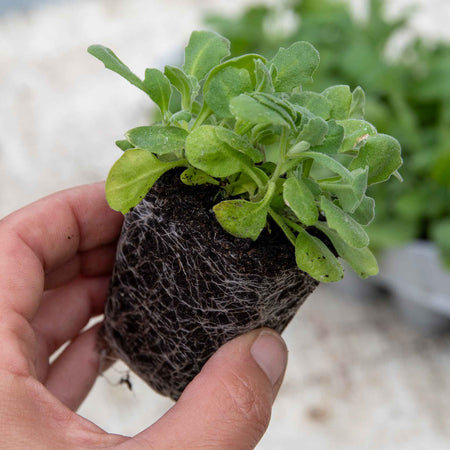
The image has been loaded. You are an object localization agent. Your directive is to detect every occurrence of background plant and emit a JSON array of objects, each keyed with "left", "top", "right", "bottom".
[
  {"left": 89, "top": 30, "right": 401, "bottom": 283},
  {"left": 206, "top": 0, "right": 450, "bottom": 268}
]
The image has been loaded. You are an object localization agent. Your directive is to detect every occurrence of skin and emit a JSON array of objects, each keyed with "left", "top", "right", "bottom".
[{"left": 0, "top": 183, "right": 288, "bottom": 449}]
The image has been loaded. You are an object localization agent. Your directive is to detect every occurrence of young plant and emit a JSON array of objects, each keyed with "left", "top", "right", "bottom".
[
  {"left": 89, "top": 31, "right": 401, "bottom": 283},
  {"left": 206, "top": 0, "right": 450, "bottom": 268},
  {"left": 89, "top": 30, "right": 401, "bottom": 400}
]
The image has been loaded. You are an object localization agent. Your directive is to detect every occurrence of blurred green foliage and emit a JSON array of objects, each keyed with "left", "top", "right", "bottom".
[{"left": 206, "top": 0, "right": 450, "bottom": 267}]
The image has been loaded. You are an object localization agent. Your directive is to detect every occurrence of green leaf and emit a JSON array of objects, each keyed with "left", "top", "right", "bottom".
[
  {"left": 185, "top": 125, "right": 252, "bottom": 177},
  {"left": 336, "top": 119, "right": 377, "bottom": 152},
  {"left": 203, "top": 54, "right": 267, "bottom": 91},
  {"left": 115, "top": 140, "right": 134, "bottom": 151},
  {"left": 214, "top": 127, "right": 263, "bottom": 162},
  {"left": 283, "top": 177, "right": 318, "bottom": 226},
  {"left": 213, "top": 182, "right": 275, "bottom": 240},
  {"left": 105, "top": 149, "right": 183, "bottom": 213},
  {"left": 350, "top": 196, "right": 375, "bottom": 225},
  {"left": 204, "top": 66, "right": 252, "bottom": 118},
  {"left": 287, "top": 141, "right": 311, "bottom": 157},
  {"left": 180, "top": 167, "right": 219, "bottom": 186},
  {"left": 321, "top": 196, "right": 369, "bottom": 248},
  {"left": 320, "top": 167, "right": 368, "bottom": 213},
  {"left": 297, "top": 116, "right": 328, "bottom": 146},
  {"left": 290, "top": 91, "right": 331, "bottom": 119},
  {"left": 164, "top": 65, "right": 197, "bottom": 109},
  {"left": 322, "top": 85, "right": 352, "bottom": 120},
  {"left": 143, "top": 68, "right": 171, "bottom": 116},
  {"left": 311, "top": 120, "right": 344, "bottom": 155},
  {"left": 126, "top": 126, "right": 188, "bottom": 155},
  {"left": 251, "top": 92, "right": 297, "bottom": 128},
  {"left": 230, "top": 94, "right": 289, "bottom": 126},
  {"left": 294, "top": 227, "right": 344, "bottom": 282},
  {"left": 284, "top": 151, "right": 353, "bottom": 181},
  {"left": 184, "top": 31, "right": 230, "bottom": 80},
  {"left": 316, "top": 224, "right": 378, "bottom": 279},
  {"left": 213, "top": 199, "right": 268, "bottom": 241},
  {"left": 170, "top": 110, "right": 192, "bottom": 123},
  {"left": 271, "top": 41, "right": 320, "bottom": 92},
  {"left": 349, "top": 86, "right": 365, "bottom": 119},
  {"left": 88, "top": 45, "right": 146, "bottom": 93},
  {"left": 349, "top": 134, "right": 402, "bottom": 185},
  {"left": 254, "top": 59, "right": 274, "bottom": 93}
]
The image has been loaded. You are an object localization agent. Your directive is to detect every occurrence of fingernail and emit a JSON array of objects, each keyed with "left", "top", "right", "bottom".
[{"left": 251, "top": 330, "right": 287, "bottom": 386}]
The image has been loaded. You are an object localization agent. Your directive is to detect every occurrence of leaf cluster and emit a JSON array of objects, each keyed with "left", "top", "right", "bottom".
[
  {"left": 205, "top": 0, "right": 450, "bottom": 268},
  {"left": 89, "top": 30, "right": 402, "bottom": 282}
]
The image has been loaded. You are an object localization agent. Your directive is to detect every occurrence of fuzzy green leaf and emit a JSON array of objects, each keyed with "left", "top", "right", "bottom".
[
  {"left": 214, "top": 127, "right": 263, "bottom": 162},
  {"left": 298, "top": 116, "right": 328, "bottom": 146},
  {"left": 180, "top": 167, "right": 219, "bottom": 186},
  {"left": 322, "top": 85, "right": 352, "bottom": 120},
  {"left": 115, "top": 140, "right": 134, "bottom": 151},
  {"left": 126, "top": 126, "right": 188, "bottom": 155},
  {"left": 337, "top": 119, "right": 377, "bottom": 152},
  {"left": 295, "top": 227, "right": 344, "bottom": 283},
  {"left": 170, "top": 110, "right": 192, "bottom": 123},
  {"left": 204, "top": 54, "right": 267, "bottom": 91},
  {"left": 285, "top": 151, "right": 353, "bottom": 181},
  {"left": 251, "top": 92, "right": 297, "bottom": 128},
  {"left": 321, "top": 196, "right": 369, "bottom": 248},
  {"left": 213, "top": 199, "right": 268, "bottom": 241},
  {"left": 349, "top": 86, "right": 365, "bottom": 119},
  {"left": 311, "top": 120, "right": 344, "bottom": 155},
  {"left": 271, "top": 41, "right": 320, "bottom": 92},
  {"left": 283, "top": 177, "right": 318, "bottom": 226},
  {"left": 350, "top": 196, "right": 375, "bottom": 225},
  {"left": 105, "top": 149, "right": 182, "bottom": 213},
  {"left": 143, "top": 68, "right": 171, "bottom": 115},
  {"left": 320, "top": 167, "right": 368, "bottom": 213},
  {"left": 317, "top": 224, "right": 378, "bottom": 278},
  {"left": 88, "top": 45, "right": 145, "bottom": 93},
  {"left": 184, "top": 31, "right": 230, "bottom": 80},
  {"left": 230, "top": 94, "right": 289, "bottom": 126},
  {"left": 290, "top": 91, "right": 331, "bottom": 119},
  {"left": 349, "top": 134, "right": 402, "bottom": 185},
  {"left": 204, "top": 66, "right": 252, "bottom": 118},
  {"left": 185, "top": 125, "right": 252, "bottom": 177},
  {"left": 254, "top": 59, "right": 275, "bottom": 93},
  {"left": 164, "top": 65, "right": 198, "bottom": 109}
]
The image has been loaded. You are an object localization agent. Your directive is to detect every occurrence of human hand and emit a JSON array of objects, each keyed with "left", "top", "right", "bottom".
[{"left": 0, "top": 183, "right": 288, "bottom": 449}]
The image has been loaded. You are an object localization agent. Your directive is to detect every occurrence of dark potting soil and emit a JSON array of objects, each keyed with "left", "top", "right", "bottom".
[{"left": 101, "top": 169, "right": 318, "bottom": 400}]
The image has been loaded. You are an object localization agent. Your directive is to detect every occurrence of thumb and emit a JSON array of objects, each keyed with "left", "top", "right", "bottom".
[{"left": 133, "top": 328, "right": 288, "bottom": 450}]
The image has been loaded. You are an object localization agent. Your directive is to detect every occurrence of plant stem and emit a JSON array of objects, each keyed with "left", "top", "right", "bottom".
[
  {"left": 302, "top": 159, "right": 313, "bottom": 178},
  {"left": 241, "top": 166, "right": 265, "bottom": 191},
  {"left": 284, "top": 217, "right": 304, "bottom": 233},
  {"left": 269, "top": 126, "right": 289, "bottom": 183},
  {"left": 268, "top": 208, "right": 296, "bottom": 246},
  {"left": 192, "top": 104, "right": 212, "bottom": 130}
]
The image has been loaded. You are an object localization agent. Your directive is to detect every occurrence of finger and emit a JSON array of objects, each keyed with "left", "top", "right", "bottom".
[
  {"left": 33, "top": 276, "right": 109, "bottom": 359},
  {"left": 0, "top": 182, "right": 123, "bottom": 321},
  {"left": 133, "top": 329, "right": 288, "bottom": 450},
  {"left": 45, "top": 323, "right": 103, "bottom": 411},
  {"left": 44, "top": 242, "right": 118, "bottom": 290}
]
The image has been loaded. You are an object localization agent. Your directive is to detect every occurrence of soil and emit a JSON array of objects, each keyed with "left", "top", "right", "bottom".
[{"left": 100, "top": 169, "right": 318, "bottom": 400}]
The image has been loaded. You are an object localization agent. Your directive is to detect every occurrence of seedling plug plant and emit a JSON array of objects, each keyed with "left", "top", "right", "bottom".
[{"left": 89, "top": 30, "right": 402, "bottom": 399}]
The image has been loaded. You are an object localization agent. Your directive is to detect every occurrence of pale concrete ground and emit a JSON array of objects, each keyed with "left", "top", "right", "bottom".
[{"left": 1, "top": 0, "right": 450, "bottom": 448}]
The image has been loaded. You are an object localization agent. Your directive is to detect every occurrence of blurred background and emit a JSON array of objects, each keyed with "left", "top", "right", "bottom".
[{"left": 1, "top": 0, "right": 450, "bottom": 448}]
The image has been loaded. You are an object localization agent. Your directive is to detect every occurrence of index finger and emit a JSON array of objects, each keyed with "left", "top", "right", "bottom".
[{"left": 0, "top": 183, "right": 123, "bottom": 320}]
